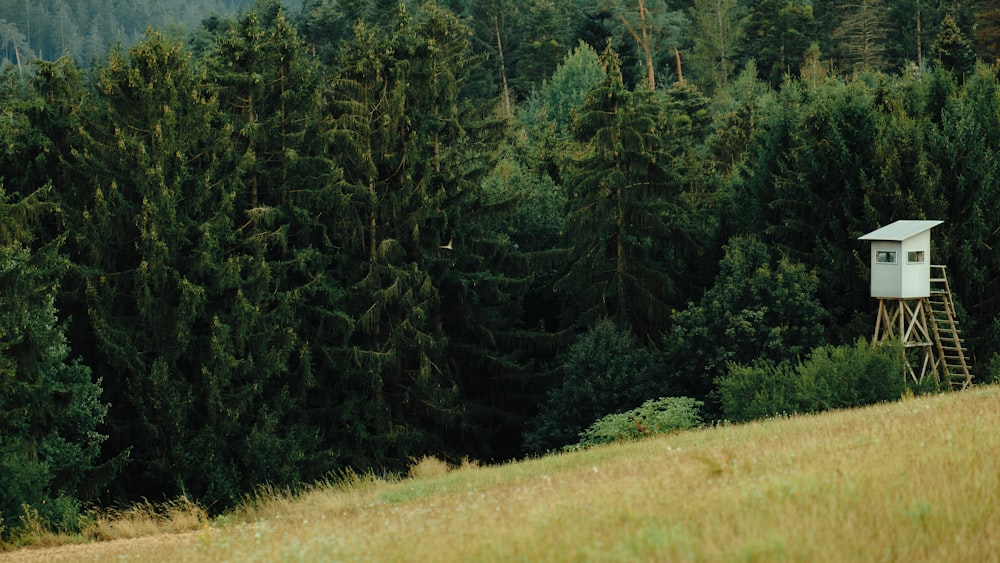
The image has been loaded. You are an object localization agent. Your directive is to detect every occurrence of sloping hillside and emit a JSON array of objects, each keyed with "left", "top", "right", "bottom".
[{"left": 4, "top": 386, "right": 999, "bottom": 561}]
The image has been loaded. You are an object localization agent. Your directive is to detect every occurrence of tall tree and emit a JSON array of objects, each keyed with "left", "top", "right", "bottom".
[
  {"left": 832, "top": 0, "right": 891, "bottom": 73},
  {"left": 732, "top": 77, "right": 888, "bottom": 337},
  {"left": 739, "top": 0, "right": 817, "bottom": 86},
  {"left": 64, "top": 30, "right": 261, "bottom": 505},
  {"left": 930, "top": 12, "right": 976, "bottom": 75},
  {"left": 464, "top": 0, "right": 519, "bottom": 114},
  {"left": 687, "top": 0, "right": 744, "bottom": 94},
  {"left": 929, "top": 65, "right": 1000, "bottom": 358},
  {"left": 329, "top": 3, "right": 504, "bottom": 464},
  {"left": 975, "top": 0, "right": 1000, "bottom": 61},
  {"left": 506, "top": 0, "right": 583, "bottom": 96},
  {"left": 556, "top": 44, "right": 709, "bottom": 340},
  {"left": 199, "top": 0, "right": 354, "bottom": 497},
  {"left": 0, "top": 184, "right": 109, "bottom": 533}
]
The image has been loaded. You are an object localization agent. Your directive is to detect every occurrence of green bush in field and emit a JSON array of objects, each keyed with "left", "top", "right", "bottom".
[
  {"left": 717, "top": 338, "right": 907, "bottom": 423},
  {"left": 573, "top": 397, "right": 704, "bottom": 449},
  {"left": 716, "top": 361, "right": 801, "bottom": 423}
]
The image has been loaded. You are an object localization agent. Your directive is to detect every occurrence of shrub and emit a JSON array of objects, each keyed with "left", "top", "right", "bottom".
[
  {"left": 982, "top": 353, "right": 1000, "bottom": 385},
  {"left": 574, "top": 397, "right": 704, "bottom": 449},
  {"left": 716, "top": 361, "right": 800, "bottom": 423},
  {"left": 795, "top": 338, "right": 906, "bottom": 412},
  {"left": 717, "top": 338, "right": 908, "bottom": 423}
]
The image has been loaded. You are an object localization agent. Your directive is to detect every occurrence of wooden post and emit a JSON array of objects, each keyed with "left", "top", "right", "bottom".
[{"left": 872, "top": 297, "right": 939, "bottom": 386}]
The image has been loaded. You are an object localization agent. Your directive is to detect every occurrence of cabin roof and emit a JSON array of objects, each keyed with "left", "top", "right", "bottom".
[{"left": 858, "top": 220, "right": 943, "bottom": 242}]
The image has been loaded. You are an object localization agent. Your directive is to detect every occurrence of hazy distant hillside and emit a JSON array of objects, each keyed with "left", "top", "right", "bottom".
[{"left": 0, "top": 0, "right": 302, "bottom": 67}]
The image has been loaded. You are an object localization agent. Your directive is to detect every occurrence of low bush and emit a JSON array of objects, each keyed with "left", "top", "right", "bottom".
[
  {"left": 717, "top": 338, "right": 908, "bottom": 423},
  {"left": 573, "top": 397, "right": 704, "bottom": 449}
]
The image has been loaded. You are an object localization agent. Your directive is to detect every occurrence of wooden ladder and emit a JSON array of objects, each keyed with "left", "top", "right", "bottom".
[{"left": 927, "top": 265, "right": 973, "bottom": 390}]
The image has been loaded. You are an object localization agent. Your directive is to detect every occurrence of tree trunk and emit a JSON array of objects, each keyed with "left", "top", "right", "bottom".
[
  {"left": 621, "top": 0, "right": 655, "bottom": 89},
  {"left": 494, "top": 15, "right": 512, "bottom": 117}
]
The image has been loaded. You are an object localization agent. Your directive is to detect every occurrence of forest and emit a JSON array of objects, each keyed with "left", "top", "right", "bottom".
[{"left": 3, "top": 0, "right": 1000, "bottom": 536}]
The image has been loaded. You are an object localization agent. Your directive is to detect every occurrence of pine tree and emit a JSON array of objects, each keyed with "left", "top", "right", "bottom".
[
  {"left": 0, "top": 184, "right": 108, "bottom": 534},
  {"left": 930, "top": 13, "right": 976, "bottom": 75},
  {"left": 65, "top": 30, "right": 247, "bottom": 504},
  {"left": 739, "top": 0, "right": 817, "bottom": 86},
  {"left": 329, "top": 3, "right": 502, "bottom": 464},
  {"left": 975, "top": 0, "right": 1000, "bottom": 61},
  {"left": 832, "top": 0, "right": 891, "bottom": 73},
  {"left": 687, "top": 0, "right": 744, "bottom": 94}
]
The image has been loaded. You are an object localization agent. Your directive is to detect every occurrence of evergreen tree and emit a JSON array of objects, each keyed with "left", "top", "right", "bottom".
[
  {"left": 506, "top": 0, "right": 584, "bottom": 96},
  {"left": 0, "top": 185, "right": 109, "bottom": 535},
  {"left": 524, "top": 318, "right": 663, "bottom": 453},
  {"left": 733, "top": 77, "right": 889, "bottom": 338},
  {"left": 831, "top": 0, "right": 891, "bottom": 73},
  {"left": 975, "top": 0, "right": 1000, "bottom": 61},
  {"left": 198, "top": 0, "right": 354, "bottom": 497},
  {"left": 64, "top": 30, "right": 256, "bottom": 505},
  {"left": 556, "top": 44, "right": 709, "bottom": 341},
  {"left": 687, "top": 0, "right": 744, "bottom": 94},
  {"left": 739, "top": 0, "right": 817, "bottom": 86},
  {"left": 929, "top": 65, "right": 1000, "bottom": 358},
  {"left": 329, "top": 3, "right": 508, "bottom": 464},
  {"left": 930, "top": 13, "right": 976, "bottom": 75}
]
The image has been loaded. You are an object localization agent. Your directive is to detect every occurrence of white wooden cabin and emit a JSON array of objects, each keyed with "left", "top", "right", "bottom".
[{"left": 858, "top": 220, "right": 943, "bottom": 299}]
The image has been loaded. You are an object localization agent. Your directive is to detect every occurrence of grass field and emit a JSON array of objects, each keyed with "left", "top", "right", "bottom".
[{"left": 3, "top": 385, "right": 999, "bottom": 561}]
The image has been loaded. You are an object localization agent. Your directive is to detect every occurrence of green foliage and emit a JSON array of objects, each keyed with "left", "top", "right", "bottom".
[
  {"left": 717, "top": 338, "right": 907, "bottom": 423},
  {"left": 664, "top": 235, "right": 829, "bottom": 408},
  {"left": 557, "top": 45, "right": 714, "bottom": 340},
  {"left": 687, "top": 0, "right": 744, "bottom": 94},
  {"left": 520, "top": 41, "right": 606, "bottom": 134},
  {"left": 0, "top": 0, "right": 285, "bottom": 67},
  {"left": 524, "top": 319, "right": 664, "bottom": 453},
  {"left": 0, "top": 188, "right": 108, "bottom": 537},
  {"left": 931, "top": 13, "right": 976, "bottom": 75},
  {"left": 739, "top": 0, "right": 817, "bottom": 86},
  {"left": 573, "top": 397, "right": 703, "bottom": 449},
  {"left": 982, "top": 353, "right": 1000, "bottom": 385}
]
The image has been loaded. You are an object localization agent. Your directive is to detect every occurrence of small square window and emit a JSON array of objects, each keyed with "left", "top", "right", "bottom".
[
  {"left": 907, "top": 250, "right": 925, "bottom": 264},
  {"left": 876, "top": 250, "right": 897, "bottom": 264}
]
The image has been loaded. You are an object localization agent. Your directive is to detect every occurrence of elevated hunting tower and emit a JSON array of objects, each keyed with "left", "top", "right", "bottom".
[{"left": 859, "top": 220, "right": 972, "bottom": 389}]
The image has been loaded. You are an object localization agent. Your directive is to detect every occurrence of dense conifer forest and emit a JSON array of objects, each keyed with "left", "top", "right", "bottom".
[{"left": 3, "top": 0, "right": 1000, "bottom": 535}]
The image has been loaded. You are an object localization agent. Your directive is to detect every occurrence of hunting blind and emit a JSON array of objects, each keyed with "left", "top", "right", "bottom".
[{"left": 859, "top": 220, "right": 972, "bottom": 389}]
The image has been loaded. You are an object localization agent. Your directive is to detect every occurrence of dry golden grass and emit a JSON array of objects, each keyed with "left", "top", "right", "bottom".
[
  {"left": 5, "top": 386, "right": 1000, "bottom": 561},
  {"left": 82, "top": 496, "right": 208, "bottom": 542}
]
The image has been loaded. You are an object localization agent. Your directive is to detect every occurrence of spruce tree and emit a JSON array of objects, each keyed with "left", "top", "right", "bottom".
[
  {"left": 0, "top": 185, "right": 108, "bottom": 534},
  {"left": 65, "top": 30, "right": 246, "bottom": 504},
  {"left": 556, "top": 44, "right": 709, "bottom": 341}
]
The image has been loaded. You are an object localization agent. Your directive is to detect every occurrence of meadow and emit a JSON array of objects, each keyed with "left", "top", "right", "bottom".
[{"left": 3, "top": 385, "right": 999, "bottom": 562}]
